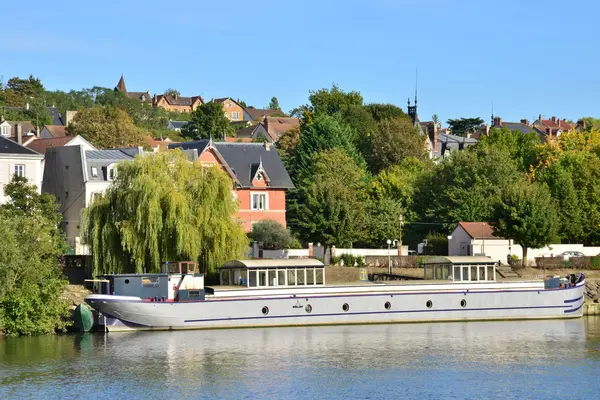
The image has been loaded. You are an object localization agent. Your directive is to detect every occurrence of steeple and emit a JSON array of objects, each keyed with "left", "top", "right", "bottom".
[
  {"left": 115, "top": 74, "right": 127, "bottom": 93},
  {"left": 407, "top": 69, "right": 418, "bottom": 125}
]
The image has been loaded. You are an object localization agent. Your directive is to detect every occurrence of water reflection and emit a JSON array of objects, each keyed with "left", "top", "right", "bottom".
[{"left": 1, "top": 318, "right": 600, "bottom": 399}]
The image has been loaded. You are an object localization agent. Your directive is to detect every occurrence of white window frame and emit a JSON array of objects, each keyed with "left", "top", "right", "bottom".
[
  {"left": 1, "top": 125, "right": 10, "bottom": 137},
  {"left": 231, "top": 111, "right": 240, "bottom": 120},
  {"left": 13, "top": 164, "right": 25, "bottom": 178},
  {"left": 251, "top": 192, "right": 268, "bottom": 210},
  {"left": 91, "top": 167, "right": 98, "bottom": 177}
]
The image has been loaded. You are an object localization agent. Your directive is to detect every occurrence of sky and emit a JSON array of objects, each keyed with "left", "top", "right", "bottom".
[{"left": 1, "top": 0, "right": 598, "bottom": 124}]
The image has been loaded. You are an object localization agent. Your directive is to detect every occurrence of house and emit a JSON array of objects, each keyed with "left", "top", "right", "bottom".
[
  {"left": 0, "top": 135, "right": 43, "bottom": 204},
  {"left": 146, "top": 135, "right": 173, "bottom": 152},
  {"left": 533, "top": 115, "right": 575, "bottom": 139},
  {"left": 492, "top": 117, "right": 545, "bottom": 140},
  {"left": 0, "top": 121, "right": 37, "bottom": 145},
  {"left": 167, "top": 120, "right": 188, "bottom": 131},
  {"left": 26, "top": 135, "right": 96, "bottom": 178},
  {"left": 263, "top": 116, "right": 300, "bottom": 141},
  {"left": 40, "top": 125, "right": 69, "bottom": 138},
  {"left": 42, "top": 146, "right": 143, "bottom": 249},
  {"left": 153, "top": 94, "right": 203, "bottom": 113},
  {"left": 245, "top": 107, "right": 286, "bottom": 121},
  {"left": 434, "top": 133, "right": 478, "bottom": 159},
  {"left": 233, "top": 123, "right": 272, "bottom": 142},
  {"left": 213, "top": 98, "right": 252, "bottom": 121},
  {"left": 169, "top": 139, "right": 294, "bottom": 231},
  {"left": 114, "top": 75, "right": 152, "bottom": 103}
]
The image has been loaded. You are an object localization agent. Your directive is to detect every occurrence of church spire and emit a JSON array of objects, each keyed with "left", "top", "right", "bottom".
[
  {"left": 115, "top": 74, "right": 127, "bottom": 93},
  {"left": 407, "top": 69, "right": 418, "bottom": 125}
]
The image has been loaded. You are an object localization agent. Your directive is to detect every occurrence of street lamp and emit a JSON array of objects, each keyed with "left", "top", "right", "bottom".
[
  {"left": 386, "top": 239, "right": 392, "bottom": 275},
  {"left": 398, "top": 214, "right": 404, "bottom": 256}
]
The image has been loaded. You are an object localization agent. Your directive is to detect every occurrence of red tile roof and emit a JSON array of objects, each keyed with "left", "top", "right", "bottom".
[
  {"left": 457, "top": 222, "right": 503, "bottom": 239},
  {"left": 264, "top": 117, "right": 300, "bottom": 141},
  {"left": 26, "top": 136, "right": 74, "bottom": 155}
]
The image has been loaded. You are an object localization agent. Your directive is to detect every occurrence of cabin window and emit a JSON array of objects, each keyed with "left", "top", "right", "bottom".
[
  {"left": 315, "top": 269, "right": 324, "bottom": 285},
  {"left": 453, "top": 266, "right": 461, "bottom": 281},
  {"left": 479, "top": 266, "right": 486, "bottom": 281},
  {"left": 470, "top": 266, "right": 477, "bottom": 281},
  {"left": 463, "top": 266, "right": 470, "bottom": 281},
  {"left": 258, "top": 270, "right": 267, "bottom": 286},
  {"left": 221, "top": 270, "right": 231, "bottom": 285},
  {"left": 306, "top": 268, "right": 315, "bottom": 285},
  {"left": 296, "top": 269, "right": 306, "bottom": 285},
  {"left": 277, "top": 270, "right": 286, "bottom": 286},
  {"left": 287, "top": 269, "right": 296, "bottom": 285},
  {"left": 487, "top": 266, "right": 495, "bottom": 281},
  {"left": 268, "top": 270, "right": 276, "bottom": 286},
  {"left": 249, "top": 270, "right": 257, "bottom": 287},
  {"left": 141, "top": 276, "right": 159, "bottom": 287}
]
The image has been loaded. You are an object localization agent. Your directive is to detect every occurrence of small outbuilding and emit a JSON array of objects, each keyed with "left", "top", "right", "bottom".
[
  {"left": 421, "top": 256, "right": 497, "bottom": 282},
  {"left": 219, "top": 259, "right": 325, "bottom": 288}
]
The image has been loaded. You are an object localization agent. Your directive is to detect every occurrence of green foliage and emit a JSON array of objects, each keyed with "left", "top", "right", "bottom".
[
  {"left": 308, "top": 84, "right": 363, "bottom": 116},
  {"left": 367, "top": 117, "right": 427, "bottom": 173},
  {"left": 183, "top": 101, "right": 234, "bottom": 140},
  {"left": 0, "top": 75, "right": 45, "bottom": 106},
  {"left": 268, "top": 96, "right": 281, "bottom": 110},
  {"left": 447, "top": 117, "right": 484, "bottom": 136},
  {"left": 290, "top": 149, "right": 367, "bottom": 248},
  {"left": 83, "top": 151, "right": 248, "bottom": 275},
  {"left": 0, "top": 176, "right": 70, "bottom": 336},
  {"left": 331, "top": 254, "right": 365, "bottom": 267},
  {"left": 250, "top": 220, "right": 294, "bottom": 250},
  {"left": 422, "top": 233, "right": 448, "bottom": 256},
  {"left": 491, "top": 180, "right": 560, "bottom": 266},
  {"left": 581, "top": 117, "right": 600, "bottom": 131},
  {"left": 476, "top": 127, "right": 540, "bottom": 171},
  {"left": 364, "top": 103, "right": 407, "bottom": 122},
  {"left": 363, "top": 196, "right": 403, "bottom": 247},
  {"left": 164, "top": 88, "right": 180, "bottom": 96},
  {"left": 69, "top": 105, "right": 148, "bottom": 148}
]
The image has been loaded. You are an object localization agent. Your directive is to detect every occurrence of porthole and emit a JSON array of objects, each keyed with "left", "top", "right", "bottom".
[
  {"left": 305, "top": 304, "right": 312, "bottom": 313},
  {"left": 426, "top": 300, "right": 433, "bottom": 309},
  {"left": 384, "top": 301, "right": 391, "bottom": 310},
  {"left": 460, "top": 299, "right": 467, "bottom": 308},
  {"left": 262, "top": 306, "right": 269, "bottom": 315},
  {"left": 124, "top": 279, "right": 130, "bottom": 284},
  {"left": 342, "top": 303, "right": 349, "bottom": 312}
]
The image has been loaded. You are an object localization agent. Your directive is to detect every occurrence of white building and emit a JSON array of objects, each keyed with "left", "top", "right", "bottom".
[{"left": 0, "top": 136, "right": 43, "bottom": 204}]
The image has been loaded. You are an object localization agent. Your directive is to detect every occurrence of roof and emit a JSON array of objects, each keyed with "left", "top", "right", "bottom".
[
  {"left": 455, "top": 222, "right": 502, "bottom": 239},
  {"left": 168, "top": 120, "right": 188, "bottom": 130},
  {"left": 127, "top": 91, "right": 151, "bottom": 102},
  {"left": 264, "top": 116, "right": 300, "bottom": 141},
  {"left": 498, "top": 122, "right": 541, "bottom": 135},
  {"left": 0, "top": 136, "right": 42, "bottom": 156},
  {"left": 246, "top": 107, "right": 286, "bottom": 121},
  {"left": 433, "top": 133, "right": 477, "bottom": 158},
  {"left": 220, "top": 259, "right": 324, "bottom": 269},
  {"left": 168, "top": 141, "right": 294, "bottom": 189},
  {"left": 85, "top": 149, "right": 139, "bottom": 160},
  {"left": 43, "top": 125, "right": 68, "bottom": 138},
  {"left": 85, "top": 148, "right": 140, "bottom": 182},
  {"left": 422, "top": 256, "right": 496, "bottom": 265},
  {"left": 115, "top": 75, "right": 127, "bottom": 92},
  {"left": 4, "top": 106, "right": 64, "bottom": 125},
  {"left": 26, "top": 136, "right": 74, "bottom": 155},
  {"left": 3, "top": 120, "right": 36, "bottom": 133},
  {"left": 236, "top": 123, "right": 270, "bottom": 141},
  {"left": 155, "top": 94, "right": 203, "bottom": 107}
]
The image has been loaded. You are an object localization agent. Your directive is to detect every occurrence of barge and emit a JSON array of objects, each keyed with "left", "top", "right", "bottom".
[{"left": 85, "top": 257, "right": 586, "bottom": 332}]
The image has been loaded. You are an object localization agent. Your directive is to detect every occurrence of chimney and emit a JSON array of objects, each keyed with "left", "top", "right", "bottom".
[
  {"left": 15, "top": 123, "right": 22, "bottom": 145},
  {"left": 174, "top": 93, "right": 178, "bottom": 100},
  {"left": 551, "top": 116, "right": 556, "bottom": 123},
  {"left": 539, "top": 114, "right": 543, "bottom": 122},
  {"left": 432, "top": 124, "right": 438, "bottom": 153},
  {"left": 556, "top": 118, "right": 561, "bottom": 126},
  {"left": 520, "top": 119, "right": 529, "bottom": 126},
  {"left": 264, "top": 140, "right": 271, "bottom": 151},
  {"left": 308, "top": 242, "right": 314, "bottom": 257}
]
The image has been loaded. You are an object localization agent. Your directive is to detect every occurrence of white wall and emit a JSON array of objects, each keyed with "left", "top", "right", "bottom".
[
  {"left": 332, "top": 246, "right": 410, "bottom": 257},
  {"left": 448, "top": 226, "right": 473, "bottom": 256},
  {"left": 0, "top": 156, "right": 42, "bottom": 204}
]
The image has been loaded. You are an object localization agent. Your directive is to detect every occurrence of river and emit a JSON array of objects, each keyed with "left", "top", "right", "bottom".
[{"left": 2, "top": 318, "right": 600, "bottom": 399}]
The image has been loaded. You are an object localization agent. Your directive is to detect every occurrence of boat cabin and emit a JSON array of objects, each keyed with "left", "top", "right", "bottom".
[
  {"left": 219, "top": 259, "right": 326, "bottom": 288},
  {"left": 88, "top": 261, "right": 205, "bottom": 301},
  {"left": 421, "top": 256, "right": 497, "bottom": 282}
]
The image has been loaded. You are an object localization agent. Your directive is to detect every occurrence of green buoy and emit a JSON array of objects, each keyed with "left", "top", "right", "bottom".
[{"left": 73, "top": 304, "right": 94, "bottom": 332}]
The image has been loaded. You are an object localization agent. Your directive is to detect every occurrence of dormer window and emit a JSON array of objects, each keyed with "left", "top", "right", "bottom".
[
  {"left": 91, "top": 167, "right": 98, "bottom": 177},
  {"left": 1, "top": 125, "right": 10, "bottom": 137},
  {"left": 256, "top": 173, "right": 262, "bottom": 181},
  {"left": 109, "top": 168, "right": 117, "bottom": 180}
]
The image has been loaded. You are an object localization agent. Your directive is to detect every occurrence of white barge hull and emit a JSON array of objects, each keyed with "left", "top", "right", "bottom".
[{"left": 86, "top": 281, "right": 586, "bottom": 332}]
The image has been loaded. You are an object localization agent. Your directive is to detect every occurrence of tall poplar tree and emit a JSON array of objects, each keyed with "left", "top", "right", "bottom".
[{"left": 83, "top": 151, "right": 248, "bottom": 275}]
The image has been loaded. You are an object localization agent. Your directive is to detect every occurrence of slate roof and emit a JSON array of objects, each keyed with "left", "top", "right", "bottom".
[
  {"left": 433, "top": 133, "right": 477, "bottom": 158},
  {"left": 264, "top": 117, "right": 300, "bottom": 141},
  {"left": 3, "top": 120, "right": 36, "bottom": 134},
  {"left": 168, "top": 120, "right": 188, "bottom": 130},
  {"left": 0, "top": 136, "right": 42, "bottom": 156},
  {"left": 155, "top": 94, "right": 203, "bottom": 107},
  {"left": 168, "top": 141, "right": 294, "bottom": 189},
  {"left": 499, "top": 122, "right": 540, "bottom": 135},
  {"left": 85, "top": 148, "right": 140, "bottom": 181},
  {"left": 236, "top": 123, "right": 271, "bottom": 141}
]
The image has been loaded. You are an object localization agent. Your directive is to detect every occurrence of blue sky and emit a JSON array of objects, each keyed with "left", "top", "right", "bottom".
[{"left": 1, "top": 0, "right": 598, "bottom": 124}]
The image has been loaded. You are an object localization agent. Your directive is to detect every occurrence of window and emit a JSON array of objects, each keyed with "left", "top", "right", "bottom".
[
  {"left": 231, "top": 111, "right": 240, "bottom": 120},
  {"left": 91, "top": 167, "right": 98, "bottom": 177},
  {"left": 251, "top": 193, "right": 268, "bottom": 210},
  {"left": 13, "top": 164, "right": 25, "bottom": 177},
  {"left": 1, "top": 125, "right": 10, "bottom": 137},
  {"left": 108, "top": 167, "right": 117, "bottom": 181}
]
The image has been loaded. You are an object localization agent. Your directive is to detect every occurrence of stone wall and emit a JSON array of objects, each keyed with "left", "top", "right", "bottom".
[
  {"left": 585, "top": 280, "right": 600, "bottom": 303},
  {"left": 362, "top": 256, "right": 419, "bottom": 268}
]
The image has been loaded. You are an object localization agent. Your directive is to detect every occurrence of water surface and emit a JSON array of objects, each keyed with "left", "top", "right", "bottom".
[{"left": 2, "top": 318, "right": 600, "bottom": 399}]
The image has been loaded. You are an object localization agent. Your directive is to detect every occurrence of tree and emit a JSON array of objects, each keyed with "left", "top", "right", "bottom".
[
  {"left": 268, "top": 97, "right": 281, "bottom": 110},
  {"left": 83, "top": 151, "right": 248, "bottom": 275},
  {"left": 182, "top": 101, "right": 234, "bottom": 140},
  {"left": 447, "top": 117, "right": 484, "bottom": 136},
  {"left": 367, "top": 117, "right": 427, "bottom": 173},
  {"left": 290, "top": 149, "right": 367, "bottom": 249},
  {"left": 68, "top": 105, "right": 148, "bottom": 148},
  {"left": 363, "top": 196, "right": 404, "bottom": 248},
  {"left": 476, "top": 127, "right": 539, "bottom": 171},
  {"left": 250, "top": 220, "right": 293, "bottom": 250},
  {"left": 491, "top": 180, "right": 560, "bottom": 266},
  {"left": 0, "top": 176, "right": 70, "bottom": 336},
  {"left": 308, "top": 84, "right": 363, "bottom": 116},
  {"left": 164, "top": 88, "right": 180, "bottom": 96},
  {"left": 364, "top": 103, "right": 407, "bottom": 122}
]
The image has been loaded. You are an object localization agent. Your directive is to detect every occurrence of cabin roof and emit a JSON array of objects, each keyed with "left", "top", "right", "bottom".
[
  {"left": 220, "top": 259, "right": 324, "bottom": 269},
  {"left": 422, "top": 256, "right": 496, "bottom": 265}
]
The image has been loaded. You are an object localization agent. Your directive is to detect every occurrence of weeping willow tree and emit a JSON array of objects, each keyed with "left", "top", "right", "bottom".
[{"left": 83, "top": 150, "right": 248, "bottom": 275}]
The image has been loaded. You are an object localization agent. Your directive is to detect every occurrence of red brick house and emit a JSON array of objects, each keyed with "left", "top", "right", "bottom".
[{"left": 169, "top": 139, "right": 294, "bottom": 231}]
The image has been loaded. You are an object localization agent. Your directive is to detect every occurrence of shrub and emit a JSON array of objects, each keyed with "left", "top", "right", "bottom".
[
  {"left": 249, "top": 220, "right": 293, "bottom": 250},
  {"left": 423, "top": 233, "right": 448, "bottom": 256},
  {"left": 333, "top": 254, "right": 365, "bottom": 267}
]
